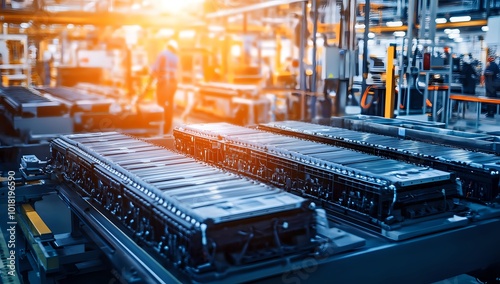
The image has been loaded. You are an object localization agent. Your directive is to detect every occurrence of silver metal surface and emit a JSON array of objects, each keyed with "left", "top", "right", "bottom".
[
  {"left": 181, "top": 122, "right": 453, "bottom": 186},
  {"left": 56, "top": 132, "right": 311, "bottom": 223}
]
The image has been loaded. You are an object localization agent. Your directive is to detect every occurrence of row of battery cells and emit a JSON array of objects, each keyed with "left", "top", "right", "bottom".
[
  {"left": 64, "top": 132, "right": 278, "bottom": 209},
  {"left": 262, "top": 121, "right": 500, "bottom": 168},
  {"left": 182, "top": 123, "right": 446, "bottom": 182}
]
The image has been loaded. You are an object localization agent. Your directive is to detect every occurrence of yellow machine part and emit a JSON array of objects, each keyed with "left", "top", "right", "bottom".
[
  {"left": 21, "top": 204, "right": 52, "bottom": 238},
  {"left": 19, "top": 204, "right": 59, "bottom": 271}
]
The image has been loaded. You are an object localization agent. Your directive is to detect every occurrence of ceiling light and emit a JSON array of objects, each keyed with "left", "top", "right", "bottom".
[
  {"left": 449, "top": 16, "right": 471, "bottom": 22},
  {"left": 20, "top": 23, "right": 30, "bottom": 29},
  {"left": 386, "top": 21, "right": 403, "bottom": 27},
  {"left": 482, "top": 26, "right": 489, "bottom": 31},
  {"left": 179, "top": 30, "right": 196, "bottom": 38},
  {"left": 123, "top": 25, "right": 141, "bottom": 32},
  {"left": 435, "top": 18, "right": 447, "bottom": 24},
  {"left": 368, "top": 32, "right": 375, "bottom": 38},
  {"left": 355, "top": 23, "right": 365, "bottom": 29},
  {"left": 208, "top": 25, "right": 224, "bottom": 32},
  {"left": 393, "top": 31, "right": 406, "bottom": 37},
  {"left": 454, "top": 37, "right": 463, "bottom": 43},
  {"left": 157, "top": 28, "right": 174, "bottom": 37},
  {"left": 445, "top": 29, "right": 460, "bottom": 34}
]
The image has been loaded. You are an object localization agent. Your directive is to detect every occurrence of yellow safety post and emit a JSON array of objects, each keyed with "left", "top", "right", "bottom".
[
  {"left": 224, "top": 35, "right": 234, "bottom": 84},
  {"left": 385, "top": 44, "right": 396, "bottom": 118},
  {"left": 275, "top": 35, "right": 282, "bottom": 86}
]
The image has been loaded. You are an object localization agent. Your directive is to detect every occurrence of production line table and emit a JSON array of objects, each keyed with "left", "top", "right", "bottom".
[{"left": 450, "top": 94, "right": 500, "bottom": 130}]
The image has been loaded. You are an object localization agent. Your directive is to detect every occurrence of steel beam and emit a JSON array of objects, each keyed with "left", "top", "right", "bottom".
[
  {"left": 205, "top": 0, "right": 308, "bottom": 19},
  {"left": 0, "top": 11, "right": 203, "bottom": 28}
]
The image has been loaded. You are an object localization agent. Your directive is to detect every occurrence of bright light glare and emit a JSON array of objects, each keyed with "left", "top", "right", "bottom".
[
  {"left": 482, "top": 26, "right": 489, "bottom": 31},
  {"left": 156, "top": 0, "right": 205, "bottom": 13},
  {"left": 231, "top": 45, "right": 241, "bottom": 57},
  {"left": 449, "top": 16, "right": 471, "bottom": 22},
  {"left": 435, "top": 18, "right": 447, "bottom": 24},
  {"left": 368, "top": 32, "right": 375, "bottom": 38},
  {"left": 355, "top": 24, "right": 365, "bottom": 29}
]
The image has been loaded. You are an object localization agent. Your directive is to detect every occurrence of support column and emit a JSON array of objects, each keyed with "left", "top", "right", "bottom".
[
  {"left": 310, "top": 0, "right": 319, "bottom": 120},
  {"left": 406, "top": 0, "right": 416, "bottom": 76},
  {"left": 242, "top": 13, "right": 247, "bottom": 65},
  {"left": 362, "top": 0, "right": 370, "bottom": 97},
  {"left": 299, "top": 0, "right": 307, "bottom": 120},
  {"left": 428, "top": 0, "right": 438, "bottom": 42}
]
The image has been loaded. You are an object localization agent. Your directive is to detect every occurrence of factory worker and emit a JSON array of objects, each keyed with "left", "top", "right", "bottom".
[
  {"left": 460, "top": 55, "right": 477, "bottom": 95},
  {"left": 136, "top": 39, "right": 180, "bottom": 134},
  {"left": 484, "top": 56, "right": 500, "bottom": 118},
  {"left": 153, "top": 39, "right": 180, "bottom": 134}
]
